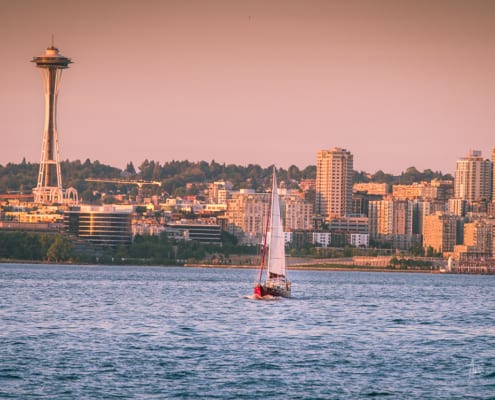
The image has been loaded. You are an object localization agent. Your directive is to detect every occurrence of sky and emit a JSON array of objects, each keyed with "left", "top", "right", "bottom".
[{"left": 1, "top": 0, "right": 494, "bottom": 175}]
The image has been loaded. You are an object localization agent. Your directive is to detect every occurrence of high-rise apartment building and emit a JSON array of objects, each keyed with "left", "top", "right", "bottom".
[
  {"left": 492, "top": 147, "right": 495, "bottom": 202},
  {"left": 410, "top": 199, "right": 448, "bottom": 236},
  {"left": 422, "top": 212, "right": 458, "bottom": 254},
  {"left": 368, "top": 198, "right": 413, "bottom": 238},
  {"left": 463, "top": 220, "right": 494, "bottom": 256},
  {"left": 316, "top": 148, "right": 353, "bottom": 221},
  {"left": 369, "top": 199, "right": 393, "bottom": 237},
  {"left": 225, "top": 190, "right": 314, "bottom": 244},
  {"left": 448, "top": 198, "right": 467, "bottom": 217},
  {"left": 454, "top": 150, "right": 491, "bottom": 202},
  {"left": 225, "top": 192, "right": 270, "bottom": 244},
  {"left": 283, "top": 195, "right": 314, "bottom": 231},
  {"left": 368, "top": 197, "right": 423, "bottom": 249}
]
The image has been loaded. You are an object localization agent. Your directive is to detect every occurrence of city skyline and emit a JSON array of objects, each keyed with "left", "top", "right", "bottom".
[{"left": 1, "top": 0, "right": 495, "bottom": 174}]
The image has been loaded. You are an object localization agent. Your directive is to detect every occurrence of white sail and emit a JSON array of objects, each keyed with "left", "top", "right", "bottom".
[{"left": 267, "top": 169, "right": 286, "bottom": 277}]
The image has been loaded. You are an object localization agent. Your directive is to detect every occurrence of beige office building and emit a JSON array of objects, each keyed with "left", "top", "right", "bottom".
[{"left": 316, "top": 148, "right": 353, "bottom": 221}]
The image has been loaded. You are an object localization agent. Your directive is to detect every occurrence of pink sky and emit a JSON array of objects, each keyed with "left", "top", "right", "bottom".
[{"left": 1, "top": 0, "right": 494, "bottom": 174}]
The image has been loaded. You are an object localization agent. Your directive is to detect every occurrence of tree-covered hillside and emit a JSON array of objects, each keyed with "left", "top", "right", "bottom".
[{"left": 0, "top": 158, "right": 453, "bottom": 201}]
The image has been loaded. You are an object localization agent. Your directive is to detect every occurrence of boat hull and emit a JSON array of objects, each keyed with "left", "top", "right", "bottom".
[
  {"left": 254, "top": 283, "right": 291, "bottom": 298},
  {"left": 263, "top": 285, "right": 291, "bottom": 298}
]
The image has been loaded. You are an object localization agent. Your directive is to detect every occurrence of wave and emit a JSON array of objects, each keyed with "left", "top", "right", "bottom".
[{"left": 243, "top": 294, "right": 280, "bottom": 301}]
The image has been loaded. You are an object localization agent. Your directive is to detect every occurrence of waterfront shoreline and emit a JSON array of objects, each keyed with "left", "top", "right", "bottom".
[
  {"left": 184, "top": 263, "right": 442, "bottom": 274},
  {"left": 3, "top": 260, "right": 493, "bottom": 274},
  {"left": 0, "top": 259, "right": 434, "bottom": 273}
]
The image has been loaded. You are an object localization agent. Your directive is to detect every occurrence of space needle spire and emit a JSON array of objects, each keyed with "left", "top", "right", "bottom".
[{"left": 32, "top": 40, "right": 77, "bottom": 205}]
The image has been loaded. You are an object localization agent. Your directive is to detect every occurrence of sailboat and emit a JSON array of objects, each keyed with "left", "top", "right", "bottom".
[{"left": 253, "top": 168, "right": 291, "bottom": 298}]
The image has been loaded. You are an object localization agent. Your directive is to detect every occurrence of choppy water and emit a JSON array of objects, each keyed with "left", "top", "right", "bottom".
[{"left": 1, "top": 264, "right": 494, "bottom": 399}]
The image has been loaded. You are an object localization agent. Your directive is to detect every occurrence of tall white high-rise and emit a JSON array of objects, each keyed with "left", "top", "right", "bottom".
[
  {"left": 316, "top": 148, "right": 353, "bottom": 221},
  {"left": 454, "top": 150, "right": 491, "bottom": 202}
]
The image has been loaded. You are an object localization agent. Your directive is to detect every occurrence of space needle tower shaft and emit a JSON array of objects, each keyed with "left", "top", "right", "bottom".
[{"left": 32, "top": 40, "right": 72, "bottom": 204}]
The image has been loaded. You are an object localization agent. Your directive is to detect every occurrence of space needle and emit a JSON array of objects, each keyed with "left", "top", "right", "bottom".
[{"left": 32, "top": 39, "right": 78, "bottom": 205}]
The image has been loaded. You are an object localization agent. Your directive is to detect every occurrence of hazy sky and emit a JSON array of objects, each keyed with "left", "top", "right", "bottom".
[{"left": 1, "top": 0, "right": 494, "bottom": 174}]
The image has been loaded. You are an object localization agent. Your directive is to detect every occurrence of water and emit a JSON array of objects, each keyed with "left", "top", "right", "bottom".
[{"left": 1, "top": 264, "right": 494, "bottom": 399}]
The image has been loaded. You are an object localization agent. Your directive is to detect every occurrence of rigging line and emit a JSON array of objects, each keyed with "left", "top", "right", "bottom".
[{"left": 258, "top": 196, "right": 271, "bottom": 284}]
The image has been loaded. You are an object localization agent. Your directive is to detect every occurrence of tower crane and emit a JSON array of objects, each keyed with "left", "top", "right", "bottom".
[
  {"left": 85, "top": 178, "right": 163, "bottom": 202},
  {"left": 85, "top": 178, "right": 161, "bottom": 188}
]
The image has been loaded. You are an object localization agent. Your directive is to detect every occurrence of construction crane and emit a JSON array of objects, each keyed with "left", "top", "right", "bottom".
[{"left": 85, "top": 178, "right": 162, "bottom": 188}]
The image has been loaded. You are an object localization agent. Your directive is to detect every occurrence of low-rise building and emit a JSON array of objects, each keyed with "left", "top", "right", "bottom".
[
  {"left": 313, "top": 231, "right": 331, "bottom": 247},
  {"left": 64, "top": 205, "right": 134, "bottom": 246},
  {"left": 353, "top": 182, "right": 389, "bottom": 196},
  {"left": 166, "top": 222, "right": 222, "bottom": 243},
  {"left": 350, "top": 233, "right": 369, "bottom": 247}
]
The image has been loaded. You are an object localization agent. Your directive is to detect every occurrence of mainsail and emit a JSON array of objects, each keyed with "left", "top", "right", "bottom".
[{"left": 266, "top": 169, "right": 286, "bottom": 277}]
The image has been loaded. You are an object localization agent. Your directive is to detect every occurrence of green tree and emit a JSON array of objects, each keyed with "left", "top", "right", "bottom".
[
  {"left": 125, "top": 161, "right": 136, "bottom": 175},
  {"left": 371, "top": 170, "right": 394, "bottom": 184},
  {"left": 46, "top": 235, "right": 74, "bottom": 262}
]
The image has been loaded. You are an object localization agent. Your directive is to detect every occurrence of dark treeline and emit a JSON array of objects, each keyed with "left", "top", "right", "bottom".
[
  {"left": 0, "top": 230, "right": 433, "bottom": 267},
  {"left": 0, "top": 230, "right": 257, "bottom": 265},
  {"left": 0, "top": 159, "right": 453, "bottom": 200},
  {"left": 133, "top": 160, "right": 317, "bottom": 195},
  {"left": 0, "top": 232, "right": 73, "bottom": 262},
  {"left": 355, "top": 166, "right": 453, "bottom": 186},
  {"left": 118, "top": 232, "right": 258, "bottom": 265},
  {"left": 0, "top": 158, "right": 121, "bottom": 199}
]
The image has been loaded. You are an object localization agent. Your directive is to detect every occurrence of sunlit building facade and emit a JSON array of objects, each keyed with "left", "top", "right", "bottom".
[
  {"left": 64, "top": 205, "right": 133, "bottom": 246},
  {"left": 225, "top": 192, "right": 270, "bottom": 244},
  {"left": 369, "top": 198, "right": 413, "bottom": 237},
  {"left": 492, "top": 147, "right": 495, "bottom": 202},
  {"left": 454, "top": 150, "right": 492, "bottom": 202},
  {"left": 316, "top": 148, "right": 353, "bottom": 221},
  {"left": 283, "top": 194, "right": 314, "bottom": 231},
  {"left": 463, "top": 219, "right": 494, "bottom": 256},
  {"left": 422, "top": 212, "right": 458, "bottom": 254},
  {"left": 353, "top": 182, "right": 389, "bottom": 196}
]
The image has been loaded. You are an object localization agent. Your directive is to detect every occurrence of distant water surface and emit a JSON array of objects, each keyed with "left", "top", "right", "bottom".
[{"left": 1, "top": 264, "right": 494, "bottom": 399}]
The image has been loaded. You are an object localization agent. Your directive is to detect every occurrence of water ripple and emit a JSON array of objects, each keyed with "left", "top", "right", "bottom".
[{"left": 0, "top": 264, "right": 494, "bottom": 399}]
